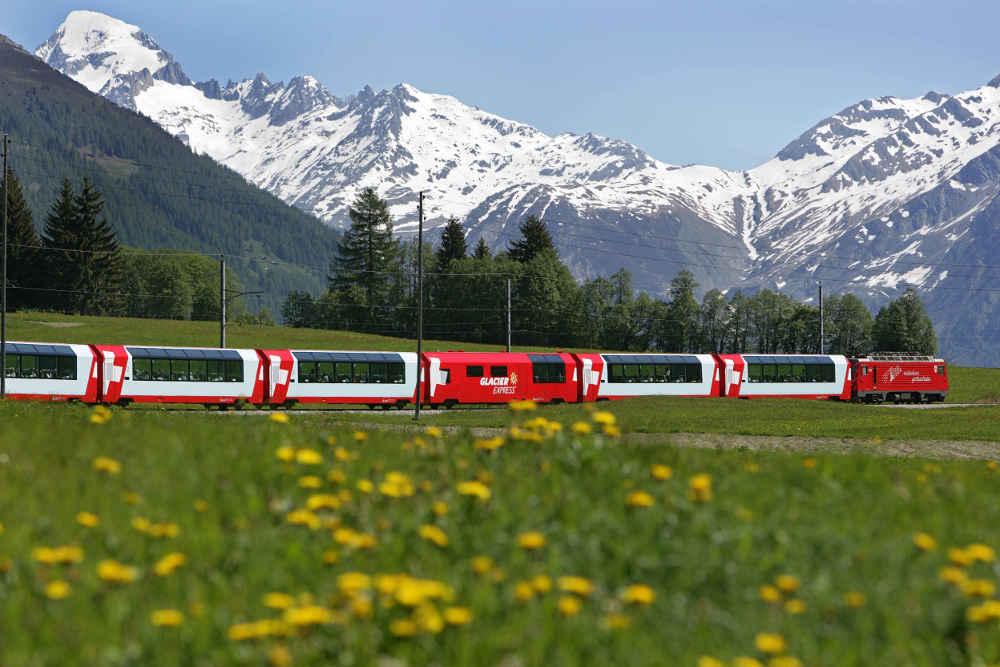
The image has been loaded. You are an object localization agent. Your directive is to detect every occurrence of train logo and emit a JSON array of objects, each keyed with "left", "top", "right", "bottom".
[{"left": 888, "top": 365, "right": 902, "bottom": 382}]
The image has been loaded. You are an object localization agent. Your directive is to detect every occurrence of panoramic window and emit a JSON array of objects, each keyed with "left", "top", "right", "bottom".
[
  {"left": 4, "top": 354, "right": 78, "bottom": 381},
  {"left": 532, "top": 362, "right": 565, "bottom": 384}
]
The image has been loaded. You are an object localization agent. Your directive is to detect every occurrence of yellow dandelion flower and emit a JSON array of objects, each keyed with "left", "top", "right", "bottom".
[
  {"left": 558, "top": 595, "right": 582, "bottom": 616},
  {"left": 337, "top": 572, "right": 372, "bottom": 595},
  {"left": 509, "top": 399, "right": 537, "bottom": 412},
  {"left": 754, "top": 633, "right": 786, "bottom": 655},
  {"left": 275, "top": 446, "right": 295, "bottom": 462},
  {"left": 325, "top": 434, "right": 337, "bottom": 446},
  {"left": 353, "top": 431, "right": 368, "bottom": 442},
  {"left": 801, "top": 457, "right": 817, "bottom": 469},
  {"left": 122, "top": 491, "right": 141, "bottom": 505},
  {"left": 295, "top": 448, "right": 323, "bottom": 465},
  {"left": 626, "top": 490, "right": 654, "bottom": 508},
  {"left": 517, "top": 531, "right": 546, "bottom": 550},
  {"left": 153, "top": 552, "right": 186, "bottom": 577},
  {"left": 425, "top": 425, "right": 443, "bottom": 438},
  {"left": 75, "top": 511, "right": 100, "bottom": 528},
  {"left": 150, "top": 609, "right": 184, "bottom": 627},
  {"left": 650, "top": 464, "right": 673, "bottom": 480},
  {"left": 91, "top": 456, "right": 121, "bottom": 475},
  {"left": 697, "top": 658, "right": 724, "bottom": 667},
  {"left": 571, "top": 421, "right": 593, "bottom": 435},
  {"left": 89, "top": 405, "right": 112, "bottom": 424},
  {"left": 602, "top": 424, "right": 622, "bottom": 437},
  {"left": 44, "top": 580, "right": 71, "bottom": 600},
  {"left": 532, "top": 575, "right": 552, "bottom": 593},
  {"left": 961, "top": 578, "right": 996, "bottom": 598},
  {"left": 350, "top": 596, "right": 373, "bottom": 619},
  {"left": 621, "top": 584, "right": 655, "bottom": 605},
  {"left": 759, "top": 584, "right": 781, "bottom": 603},
  {"left": 784, "top": 598, "right": 806, "bottom": 614},
  {"left": 688, "top": 473, "right": 712, "bottom": 502},
  {"left": 96, "top": 559, "right": 138, "bottom": 583},
  {"left": 913, "top": 532, "right": 937, "bottom": 552},
  {"left": 939, "top": 566, "right": 968, "bottom": 586},
  {"left": 471, "top": 555, "right": 494, "bottom": 575},
  {"left": 269, "top": 412, "right": 290, "bottom": 424},
  {"left": 591, "top": 410, "right": 616, "bottom": 426},
  {"left": 457, "top": 480, "right": 491, "bottom": 502},
  {"left": 379, "top": 472, "right": 415, "bottom": 498},
  {"left": 948, "top": 547, "right": 974, "bottom": 566},
  {"left": 356, "top": 479, "right": 374, "bottom": 494},
  {"left": 515, "top": 581, "right": 536, "bottom": 602},
  {"left": 306, "top": 494, "right": 340, "bottom": 511},
  {"left": 334, "top": 447, "right": 354, "bottom": 462},
  {"left": 474, "top": 436, "right": 505, "bottom": 451},
  {"left": 733, "top": 658, "right": 764, "bottom": 667},
  {"left": 415, "top": 603, "right": 445, "bottom": 634},
  {"left": 283, "top": 605, "right": 334, "bottom": 627},
  {"left": 263, "top": 592, "right": 296, "bottom": 609},
  {"left": 775, "top": 574, "right": 800, "bottom": 593},
  {"left": 193, "top": 499, "right": 209, "bottom": 512},
  {"left": 298, "top": 475, "right": 322, "bottom": 489},
  {"left": 268, "top": 645, "right": 293, "bottom": 667},
  {"left": 558, "top": 576, "right": 594, "bottom": 597},
  {"left": 444, "top": 606, "right": 473, "bottom": 626},
  {"left": 419, "top": 524, "right": 449, "bottom": 548},
  {"left": 988, "top": 460, "right": 999, "bottom": 471},
  {"left": 32, "top": 545, "right": 84, "bottom": 565},
  {"left": 967, "top": 600, "right": 1000, "bottom": 623},
  {"left": 286, "top": 508, "right": 321, "bottom": 530},
  {"left": 845, "top": 591, "right": 866, "bottom": 608},
  {"left": 432, "top": 500, "right": 449, "bottom": 516},
  {"left": 322, "top": 549, "right": 339, "bottom": 565},
  {"left": 966, "top": 543, "right": 996, "bottom": 563},
  {"left": 390, "top": 618, "right": 418, "bottom": 637}
]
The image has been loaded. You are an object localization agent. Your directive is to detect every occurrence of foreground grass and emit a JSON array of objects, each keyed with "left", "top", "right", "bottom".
[{"left": 3, "top": 402, "right": 1000, "bottom": 666}]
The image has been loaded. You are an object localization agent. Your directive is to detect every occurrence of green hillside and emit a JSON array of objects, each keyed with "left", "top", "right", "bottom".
[{"left": 0, "top": 35, "right": 337, "bottom": 314}]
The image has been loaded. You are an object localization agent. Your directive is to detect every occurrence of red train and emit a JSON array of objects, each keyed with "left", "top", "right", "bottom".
[{"left": 1, "top": 342, "right": 948, "bottom": 407}]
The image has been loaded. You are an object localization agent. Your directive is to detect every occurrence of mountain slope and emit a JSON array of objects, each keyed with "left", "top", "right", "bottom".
[
  {"left": 1, "top": 30, "right": 338, "bottom": 315},
  {"left": 34, "top": 11, "right": 1000, "bottom": 366}
]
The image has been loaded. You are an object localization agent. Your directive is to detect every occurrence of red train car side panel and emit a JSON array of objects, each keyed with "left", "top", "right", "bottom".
[
  {"left": 424, "top": 352, "right": 578, "bottom": 405},
  {"left": 94, "top": 345, "right": 128, "bottom": 403},
  {"left": 258, "top": 349, "right": 294, "bottom": 405},
  {"left": 852, "top": 357, "right": 948, "bottom": 402}
]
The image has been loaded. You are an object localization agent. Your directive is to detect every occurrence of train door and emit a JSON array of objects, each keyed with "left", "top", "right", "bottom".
[
  {"left": 94, "top": 346, "right": 126, "bottom": 404},
  {"left": 723, "top": 358, "right": 736, "bottom": 397}
]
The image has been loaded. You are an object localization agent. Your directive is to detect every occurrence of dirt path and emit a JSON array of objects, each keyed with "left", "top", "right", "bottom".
[{"left": 628, "top": 432, "right": 1000, "bottom": 460}]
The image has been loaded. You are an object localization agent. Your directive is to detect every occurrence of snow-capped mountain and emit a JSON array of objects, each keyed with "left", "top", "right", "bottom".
[{"left": 36, "top": 11, "right": 1000, "bottom": 365}]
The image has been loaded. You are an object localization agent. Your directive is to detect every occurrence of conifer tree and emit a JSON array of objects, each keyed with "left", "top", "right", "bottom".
[
  {"left": 42, "top": 178, "right": 122, "bottom": 314},
  {"left": 435, "top": 217, "right": 467, "bottom": 269},
  {"left": 328, "top": 188, "right": 399, "bottom": 323},
  {"left": 473, "top": 237, "right": 491, "bottom": 260},
  {"left": 873, "top": 289, "right": 937, "bottom": 355},
  {"left": 662, "top": 270, "right": 700, "bottom": 352},
  {"left": 4, "top": 168, "right": 41, "bottom": 309},
  {"left": 507, "top": 215, "right": 554, "bottom": 263}
]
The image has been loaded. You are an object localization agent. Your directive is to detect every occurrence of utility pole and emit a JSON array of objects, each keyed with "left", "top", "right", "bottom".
[
  {"left": 219, "top": 253, "right": 226, "bottom": 348},
  {"left": 413, "top": 192, "right": 424, "bottom": 420},
  {"left": 818, "top": 280, "right": 824, "bottom": 355},
  {"left": 506, "top": 277, "right": 511, "bottom": 353},
  {"left": 1, "top": 134, "right": 8, "bottom": 399}
]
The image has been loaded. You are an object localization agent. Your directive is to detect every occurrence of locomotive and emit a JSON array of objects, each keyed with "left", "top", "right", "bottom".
[{"left": 1, "top": 342, "right": 948, "bottom": 407}]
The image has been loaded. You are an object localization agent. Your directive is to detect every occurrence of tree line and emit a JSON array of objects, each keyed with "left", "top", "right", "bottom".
[
  {"left": 3, "top": 169, "right": 244, "bottom": 321},
  {"left": 283, "top": 188, "right": 939, "bottom": 356}
]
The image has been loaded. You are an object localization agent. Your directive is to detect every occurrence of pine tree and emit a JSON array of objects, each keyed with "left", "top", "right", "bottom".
[
  {"left": 435, "top": 217, "right": 467, "bottom": 269},
  {"left": 42, "top": 178, "right": 123, "bottom": 314},
  {"left": 473, "top": 237, "right": 491, "bottom": 260},
  {"left": 507, "top": 215, "right": 554, "bottom": 263},
  {"left": 661, "top": 270, "right": 700, "bottom": 352},
  {"left": 328, "top": 188, "right": 399, "bottom": 325},
  {"left": 41, "top": 179, "right": 78, "bottom": 311},
  {"left": 4, "top": 168, "right": 41, "bottom": 309},
  {"left": 827, "top": 293, "right": 873, "bottom": 356}
]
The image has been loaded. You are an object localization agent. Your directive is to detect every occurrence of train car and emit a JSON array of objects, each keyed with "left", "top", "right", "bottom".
[
  {"left": 716, "top": 353, "right": 851, "bottom": 400},
  {"left": 93, "top": 345, "right": 264, "bottom": 406},
  {"left": 260, "top": 349, "right": 419, "bottom": 408},
  {"left": 851, "top": 353, "right": 948, "bottom": 403},
  {"left": 423, "top": 352, "right": 578, "bottom": 407},
  {"left": 1, "top": 342, "right": 99, "bottom": 402},
  {"left": 574, "top": 353, "right": 720, "bottom": 400}
]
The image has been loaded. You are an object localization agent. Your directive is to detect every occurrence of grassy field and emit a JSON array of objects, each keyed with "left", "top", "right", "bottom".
[{"left": 3, "top": 401, "right": 1000, "bottom": 666}]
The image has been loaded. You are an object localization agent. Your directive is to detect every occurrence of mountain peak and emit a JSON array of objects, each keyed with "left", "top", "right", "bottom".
[{"left": 988, "top": 73, "right": 1000, "bottom": 88}]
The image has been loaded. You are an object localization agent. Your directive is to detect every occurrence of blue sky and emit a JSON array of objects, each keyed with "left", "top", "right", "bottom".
[{"left": 7, "top": 0, "right": 999, "bottom": 169}]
